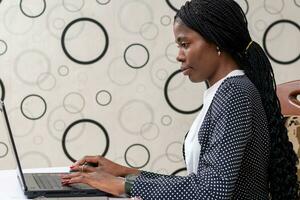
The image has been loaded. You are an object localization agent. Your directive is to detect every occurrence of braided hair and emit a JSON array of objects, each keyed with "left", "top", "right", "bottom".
[{"left": 176, "top": 0, "right": 299, "bottom": 199}]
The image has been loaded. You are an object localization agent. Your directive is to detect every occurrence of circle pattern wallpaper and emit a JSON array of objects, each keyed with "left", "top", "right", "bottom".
[{"left": 0, "top": 0, "right": 299, "bottom": 175}]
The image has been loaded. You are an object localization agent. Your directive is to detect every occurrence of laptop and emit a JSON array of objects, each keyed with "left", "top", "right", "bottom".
[{"left": 0, "top": 100, "right": 109, "bottom": 199}]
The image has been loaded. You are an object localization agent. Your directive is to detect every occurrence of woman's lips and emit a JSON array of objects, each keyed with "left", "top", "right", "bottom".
[{"left": 181, "top": 67, "right": 192, "bottom": 75}]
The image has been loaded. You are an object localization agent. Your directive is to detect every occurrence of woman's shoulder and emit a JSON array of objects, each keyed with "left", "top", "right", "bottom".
[
  {"left": 218, "top": 75, "right": 260, "bottom": 98},
  {"left": 211, "top": 75, "right": 262, "bottom": 112}
]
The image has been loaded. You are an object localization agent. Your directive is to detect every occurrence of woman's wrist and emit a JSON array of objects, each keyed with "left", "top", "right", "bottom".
[
  {"left": 116, "top": 177, "right": 126, "bottom": 196},
  {"left": 104, "top": 176, "right": 126, "bottom": 197},
  {"left": 121, "top": 166, "right": 141, "bottom": 177},
  {"left": 124, "top": 174, "right": 139, "bottom": 196}
]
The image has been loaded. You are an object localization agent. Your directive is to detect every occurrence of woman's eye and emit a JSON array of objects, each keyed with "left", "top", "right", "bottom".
[
  {"left": 181, "top": 43, "right": 188, "bottom": 48},
  {"left": 176, "top": 42, "right": 189, "bottom": 48}
]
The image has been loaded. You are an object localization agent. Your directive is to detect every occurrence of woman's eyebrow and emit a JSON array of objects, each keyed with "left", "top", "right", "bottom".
[{"left": 176, "top": 36, "right": 187, "bottom": 43}]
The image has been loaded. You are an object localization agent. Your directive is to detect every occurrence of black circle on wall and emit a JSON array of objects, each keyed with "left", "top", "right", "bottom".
[
  {"left": 263, "top": 19, "right": 300, "bottom": 65},
  {"left": 0, "top": 79, "right": 5, "bottom": 101},
  {"left": 62, "top": 119, "right": 110, "bottom": 162},
  {"left": 124, "top": 143, "right": 150, "bottom": 169},
  {"left": 165, "top": 0, "right": 180, "bottom": 12},
  {"left": 295, "top": 0, "right": 300, "bottom": 7},
  {"left": 123, "top": 43, "right": 150, "bottom": 69},
  {"left": 171, "top": 167, "right": 187, "bottom": 175},
  {"left": 238, "top": 0, "right": 249, "bottom": 15},
  {"left": 61, "top": 18, "right": 109, "bottom": 65},
  {"left": 20, "top": 94, "right": 47, "bottom": 120},
  {"left": 164, "top": 69, "right": 204, "bottom": 114},
  {"left": 20, "top": 0, "right": 46, "bottom": 18},
  {"left": 0, "top": 40, "right": 8, "bottom": 56},
  {"left": 166, "top": 0, "right": 249, "bottom": 14}
]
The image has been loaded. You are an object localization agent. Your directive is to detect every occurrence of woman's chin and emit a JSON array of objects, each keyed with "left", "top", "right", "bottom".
[{"left": 188, "top": 76, "right": 203, "bottom": 83}]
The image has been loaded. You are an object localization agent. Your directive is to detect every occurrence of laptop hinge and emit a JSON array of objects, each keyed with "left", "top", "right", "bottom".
[{"left": 17, "top": 171, "right": 28, "bottom": 191}]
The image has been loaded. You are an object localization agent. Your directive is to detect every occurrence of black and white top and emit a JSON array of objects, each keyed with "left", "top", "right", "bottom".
[
  {"left": 130, "top": 75, "right": 270, "bottom": 199},
  {"left": 185, "top": 70, "right": 245, "bottom": 175}
]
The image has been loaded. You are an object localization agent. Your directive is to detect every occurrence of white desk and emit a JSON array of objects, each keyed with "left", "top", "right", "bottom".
[{"left": 0, "top": 167, "right": 128, "bottom": 200}]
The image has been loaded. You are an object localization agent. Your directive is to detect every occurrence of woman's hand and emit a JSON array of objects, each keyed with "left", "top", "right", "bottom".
[
  {"left": 61, "top": 170, "right": 125, "bottom": 196},
  {"left": 70, "top": 155, "right": 140, "bottom": 177}
]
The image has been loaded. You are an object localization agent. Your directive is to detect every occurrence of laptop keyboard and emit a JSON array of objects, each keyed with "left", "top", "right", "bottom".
[{"left": 33, "top": 173, "right": 65, "bottom": 189}]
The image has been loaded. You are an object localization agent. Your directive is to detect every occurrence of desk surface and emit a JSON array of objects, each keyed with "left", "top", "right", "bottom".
[{"left": 0, "top": 167, "right": 128, "bottom": 200}]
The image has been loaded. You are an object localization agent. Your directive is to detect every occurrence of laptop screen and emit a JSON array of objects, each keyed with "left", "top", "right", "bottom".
[{"left": 0, "top": 100, "right": 28, "bottom": 191}]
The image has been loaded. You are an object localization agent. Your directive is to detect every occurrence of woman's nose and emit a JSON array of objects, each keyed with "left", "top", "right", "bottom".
[{"left": 176, "top": 49, "right": 185, "bottom": 62}]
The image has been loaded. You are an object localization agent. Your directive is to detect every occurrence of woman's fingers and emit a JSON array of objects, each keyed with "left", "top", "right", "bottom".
[
  {"left": 61, "top": 172, "right": 81, "bottom": 179},
  {"left": 69, "top": 163, "right": 97, "bottom": 173},
  {"left": 82, "top": 165, "right": 97, "bottom": 172},
  {"left": 68, "top": 174, "right": 89, "bottom": 184},
  {"left": 61, "top": 171, "right": 123, "bottom": 196},
  {"left": 82, "top": 155, "right": 101, "bottom": 164},
  {"left": 70, "top": 157, "right": 87, "bottom": 168},
  {"left": 75, "top": 155, "right": 95, "bottom": 165},
  {"left": 70, "top": 155, "right": 101, "bottom": 169},
  {"left": 61, "top": 172, "right": 88, "bottom": 181},
  {"left": 61, "top": 172, "right": 88, "bottom": 185}
]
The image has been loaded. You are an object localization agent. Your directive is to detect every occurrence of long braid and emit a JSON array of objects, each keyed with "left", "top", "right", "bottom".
[
  {"left": 245, "top": 42, "right": 298, "bottom": 199},
  {"left": 176, "top": 0, "right": 299, "bottom": 199}
]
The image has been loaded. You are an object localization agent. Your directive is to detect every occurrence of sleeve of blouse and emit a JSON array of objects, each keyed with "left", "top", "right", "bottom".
[{"left": 130, "top": 88, "right": 253, "bottom": 200}]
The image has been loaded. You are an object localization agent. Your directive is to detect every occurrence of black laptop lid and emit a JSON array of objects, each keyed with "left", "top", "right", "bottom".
[{"left": 0, "top": 100, "right": 28, "bottom": 191}]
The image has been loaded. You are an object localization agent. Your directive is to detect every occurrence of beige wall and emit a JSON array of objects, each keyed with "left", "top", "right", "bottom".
[{"left": 0, "top": 0, "right": 299, "bottom": 176}]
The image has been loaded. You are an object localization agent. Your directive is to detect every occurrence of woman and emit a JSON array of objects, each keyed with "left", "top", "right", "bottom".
[{"left": 61, "top": 0, "right": 299, "bottom": 199}]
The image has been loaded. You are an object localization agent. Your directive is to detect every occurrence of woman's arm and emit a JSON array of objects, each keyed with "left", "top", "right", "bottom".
[
  {"left": 69, "top": 155, "right": 141, "bottom": 177},
  {"left": 62, "top": 85, "right": 254, "bottom": 199},
  {"left": 129, "top": 89, "right": 253, "bottom": 199}
]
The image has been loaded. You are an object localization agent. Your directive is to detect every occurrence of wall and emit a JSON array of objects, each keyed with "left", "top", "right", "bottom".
[{"left": 0, "top": 0, "right": 299, "bottom": 177}]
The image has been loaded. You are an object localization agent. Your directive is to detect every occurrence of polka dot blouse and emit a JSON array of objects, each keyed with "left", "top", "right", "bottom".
[{"left": 130, "top": 75, "right": 270, "bottom": 199}]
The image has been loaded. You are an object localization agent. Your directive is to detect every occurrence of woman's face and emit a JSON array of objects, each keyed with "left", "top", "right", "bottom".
[{"left": 173, "top": 19, "right": 220, "bottom": 83}]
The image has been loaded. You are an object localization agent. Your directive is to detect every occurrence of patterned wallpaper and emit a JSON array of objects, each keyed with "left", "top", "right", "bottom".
[{"left": 0, "top": 0, "right": 299, "bottom": 177}]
